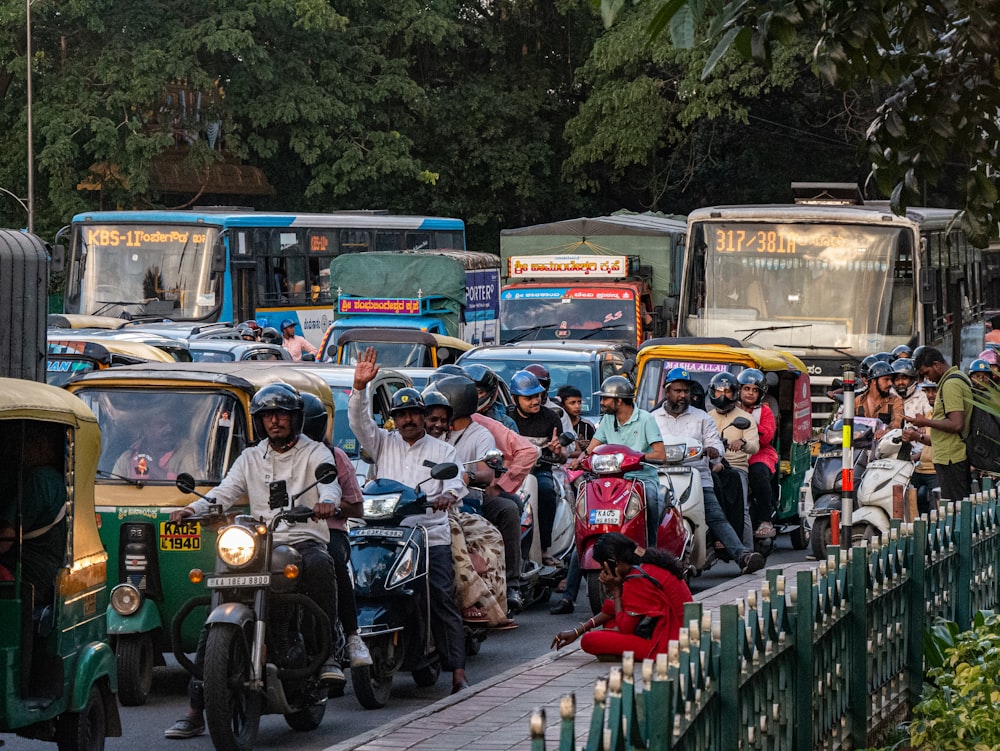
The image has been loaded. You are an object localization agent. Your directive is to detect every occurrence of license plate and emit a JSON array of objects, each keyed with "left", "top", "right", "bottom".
[
  {"left": 159, "top": 521, "right": 201, "bottom": 551},
  {"left": 818, "top": 451, "right": 841, "bottom": 460},
  {"left": 589, "top": 509, "right": 621, "bottom": 525},
  {"left": 205, "top": 574, "right": 271, "bottom": 589},
  {"left": 350, "top": 528, "right": 405, "bottom": 538}
]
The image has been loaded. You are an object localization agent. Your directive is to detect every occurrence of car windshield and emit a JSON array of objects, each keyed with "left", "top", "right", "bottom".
[
  {"left": 190, "top": 349, "right": 237, "bottom": 362},
  {"left": 461, "top": 356, "right": 598, "bottom": 416},
  {"left": 76, "top": 389, "right": 247, "bottom": 488}
]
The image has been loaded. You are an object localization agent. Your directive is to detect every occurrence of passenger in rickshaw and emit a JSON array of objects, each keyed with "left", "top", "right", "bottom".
[
  {"left": 0, "top": 422, "right": 68, "bottom": 607},
  {"left": 111, "top": 402, "right": 194, "bottom": 481}
]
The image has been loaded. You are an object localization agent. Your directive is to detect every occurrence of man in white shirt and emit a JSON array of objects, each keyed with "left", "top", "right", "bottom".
[
  {"left": 651, "top": 368, "right": 764, "bottom": 576},
  {"left": 348, "top": 348, "right": 471, "bottom": 694}
]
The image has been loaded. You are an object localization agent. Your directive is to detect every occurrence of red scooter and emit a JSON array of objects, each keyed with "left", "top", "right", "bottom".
[{"left": 574, "top": 444, "right": 685, "bottom": 613}]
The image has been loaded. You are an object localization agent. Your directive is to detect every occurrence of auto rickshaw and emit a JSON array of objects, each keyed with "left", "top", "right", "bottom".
[
  {"left": 46, "top": 338, "right": 178, "bottom": 387},
  {"left": 0, "top": 378, "right": 122, "bottom": 749},
  {"left": 634, "top": 337, "right": 813, "bottom": 549},
  {"left": 320, "top": 326, "right": 472, "bottom": 367},
  {"left": 64, "top": 362, "right": 334, "bottom": 706}
]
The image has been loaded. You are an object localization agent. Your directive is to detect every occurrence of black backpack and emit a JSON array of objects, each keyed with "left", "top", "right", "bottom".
[{"left": 940, "top": 372, "right": 1000, "bottom": 473}]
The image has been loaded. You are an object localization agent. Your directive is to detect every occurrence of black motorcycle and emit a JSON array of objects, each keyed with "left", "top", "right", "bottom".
[{"left": 171, "top": 464, "right": 337, "bottom": 751}]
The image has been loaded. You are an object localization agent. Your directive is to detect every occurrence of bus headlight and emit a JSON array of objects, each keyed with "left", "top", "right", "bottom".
[
  {"left": 110, "top": 583, "right": 142, "bottom": 616},
  {"left": 217, "top": 526, "right": 258, "bottom": 568}
]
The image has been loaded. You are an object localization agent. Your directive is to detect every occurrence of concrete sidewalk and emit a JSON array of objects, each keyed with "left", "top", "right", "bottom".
[{"left": 326, "top": 558, "right": 820, "bottom": 751}]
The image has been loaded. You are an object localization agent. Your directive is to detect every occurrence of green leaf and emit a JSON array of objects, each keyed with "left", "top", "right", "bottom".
[
  {"left": 648, "top": 0, "right": 691, "bottom": 43},
  {"left": 702, "top": 26, "right": 742, "bottom": 78}
]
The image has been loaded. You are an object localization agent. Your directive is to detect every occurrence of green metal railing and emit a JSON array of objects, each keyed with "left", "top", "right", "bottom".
[{"left": 531, "top": 489, "right": 1000, "bottom": 751}]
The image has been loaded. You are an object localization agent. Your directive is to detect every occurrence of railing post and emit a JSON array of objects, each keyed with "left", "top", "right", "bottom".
[
  {"left": 720, "top": 604, "right": 740, "bottom": 751},
  {"left": 584, "top": 678, "right": 608, "bottom": 751},
  {"left": 908, "top": 520, "right": 927, "bottom": 712},
  {"left": 559, "top": 695, "right": 576, "bottom": 751},
  {"left": 531, "top": 707, "right": 547, "bottom": 751},
  {"left": 794, "top": 569, "right": 815, "bottom": 751},
  {"left": 646, "top": 654, "right": 671, "bottom": 751},
  {"left": 848, "top": 547, "right": 868, "bottom": 748},
  {"left": 957, "top": 498, "right": 973, "bottom": 631}
]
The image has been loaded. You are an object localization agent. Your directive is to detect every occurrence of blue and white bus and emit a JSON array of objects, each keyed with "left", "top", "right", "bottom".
[{"left": 62, "top": 209, "right": 467, "bottom": 346}]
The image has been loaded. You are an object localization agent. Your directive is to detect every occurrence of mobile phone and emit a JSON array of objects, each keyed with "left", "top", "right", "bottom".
[{"left": 268, "top": 479, "right": 289, "bottom": 509}]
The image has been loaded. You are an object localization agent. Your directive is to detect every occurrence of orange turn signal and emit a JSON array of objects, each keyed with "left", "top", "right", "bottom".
[
  {"left": 189, "top": 569, "right": 204, "bottom": 584},
  {"left": 283, "top": 564, "right": 300, "bottom": 579}
]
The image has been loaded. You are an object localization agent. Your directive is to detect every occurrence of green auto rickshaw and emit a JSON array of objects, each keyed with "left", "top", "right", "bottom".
[
  {"left": 0, "top": 378, "right": 122, "bottom": 750},
  {"left": 64, "top": 362, "right": 334, "bottom": 707}
]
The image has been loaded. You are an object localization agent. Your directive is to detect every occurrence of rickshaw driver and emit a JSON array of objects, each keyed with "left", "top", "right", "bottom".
[
  {"left": 112, "top": 408, "right": 189, "bottom": 481},
  {"left": 166, "top": 383, "right": 344, "bottom": 739}
]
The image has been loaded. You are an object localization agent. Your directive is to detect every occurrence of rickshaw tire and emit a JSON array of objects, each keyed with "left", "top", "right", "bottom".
[
  {"left": 586, "top": 571, "right": 604, "bottom": 616},
  {"left": 116, "top": 633, "right": 154, "bottom": 706},
  {"left": 55, "top": 685, "right": 105, "bottom": 751},
  {"left": 790, "top": 518, "right": 811, "bottom": 550}
]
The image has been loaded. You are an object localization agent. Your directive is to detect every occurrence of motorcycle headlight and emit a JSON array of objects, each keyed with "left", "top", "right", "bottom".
[
  {"left": 388, "top": 544, "right": 418, "bottom": 589},
  {"left": 217, "top": 525, "right": 258, "bottom": 568},
  {"left": 110, "top": 583, "right": 142, "bottom": 616},
  {"left": 590, "top": 453, "right": 624, "bottom": 474},
  {"left": 623, "top": 489, "right": 642, "bottom": 521},
  {"left": 663, "top": 443, "right": 687, "bottom": 463},
  {"left": 363, "top": 495, "right": 402, "bottom": 520}
]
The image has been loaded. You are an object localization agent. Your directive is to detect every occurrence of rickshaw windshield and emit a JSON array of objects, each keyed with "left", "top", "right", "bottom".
[
  {"left": 342, "top": 341, "right": 430, "bottom": 367},
  {"left": 77, "top": 389, "right": 248, "bottom": 486}
]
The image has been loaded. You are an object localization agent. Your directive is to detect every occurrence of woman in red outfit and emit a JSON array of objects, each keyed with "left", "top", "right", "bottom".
[{"left": 550, "top": 533, "right": 692, "bottom": 660}]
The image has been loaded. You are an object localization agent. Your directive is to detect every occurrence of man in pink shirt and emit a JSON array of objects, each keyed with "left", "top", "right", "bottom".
[{"left": 280, "top": 319, "right": 318, "bottom": 361}]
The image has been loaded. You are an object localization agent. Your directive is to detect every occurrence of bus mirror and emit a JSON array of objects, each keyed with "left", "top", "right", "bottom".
[
  {"left": 49, "top": 244, "right": 65, "bottom": 273},
  {"left": 212, "top": 242, "right": 226, "bottom": 273},
  {"left": 622, "top": 357, "right": 636, "bottom": 375},
  {"left": 918, "top": 267, "right": 937, "bottom": 305}
]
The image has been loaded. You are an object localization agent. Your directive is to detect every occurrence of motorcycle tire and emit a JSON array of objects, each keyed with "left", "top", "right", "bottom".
[
  {"left": 204, "top": 625, "right": 262, "bottom": 751},
  {"left": 55, "top": 685, "right": 105, "bottom": 751},
  {"left": 411, "top": 659, "right": 441, "bottom": 688},
  {"left": 465, "top": 632, "right": 482, "bottom": 657},
  {"left": 789, "top": 517, "right": 811, "bottom": 550},
  {"left": 810, "top": 517, "right": 832, "bottom": 561},
  {"left": 115, "top": 632, "right": 155, "bottom": 706},
  {"left": 352, "top": 664, "right": 393, "bottom": 709},
  {"left": 851, "top": 523, "right": 880, "bottom": 547},
  {"left": 586, "top": 571, "right": 604, "bottom": 616},
  {"left": 284, "top": 701, "right": 326, "bottom": 731}
]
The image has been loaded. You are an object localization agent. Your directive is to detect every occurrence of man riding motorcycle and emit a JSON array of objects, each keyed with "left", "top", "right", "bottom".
[
  {"left": 348, "top": 348, "right": 471, "bottom": 694},
  {"left": 165, "top": 383, "right": 343, "bottom": 739},
  {"left": 463, "top": 363, "right": 519, "bottom": 433}
]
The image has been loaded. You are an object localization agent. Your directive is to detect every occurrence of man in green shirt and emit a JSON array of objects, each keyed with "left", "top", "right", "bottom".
[{"left": 912, "top": 346, "right": 973, "bottom": 502}]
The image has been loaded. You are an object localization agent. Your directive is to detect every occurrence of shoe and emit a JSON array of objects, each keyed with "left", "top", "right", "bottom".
[
  {"left": 549, "top": 598, "right": 574, "bottom": 615},
  {"left": 506, "top": 589, "right": 524, "bottom": 614},
  {"left": 451, "top": 679, "right": 470, "bottom": 695},
  {"left": 739, "top": 551, "right": 766, "bottom": 575},
  {"left": 346, "top": 634, "right": 374, "bottom": 668},
  {"left": 320, "top": 662, "right": 346, "bottom": 685},
  {"left": 164, "top": 716, "right": 205, "bottom": 739}
]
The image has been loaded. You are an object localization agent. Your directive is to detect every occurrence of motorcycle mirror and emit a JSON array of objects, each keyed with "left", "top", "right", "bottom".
[
  {"left": 314, "top": 463, "right": 338, "bottom": 484},
  {"left": 482, "top": 448, "right": 504, "bottom": 466},
  {"left": 730, "top": 416, "right": 752, "bottom": 430},
  {"left": 176, "top": 473, "right": 197, "bottom": 494},
  {"left": 558, "top": 431, "right": 577, "bottom": 447},
  {"left": 430, "top": 462, "right": 460, "bottom": 480}
]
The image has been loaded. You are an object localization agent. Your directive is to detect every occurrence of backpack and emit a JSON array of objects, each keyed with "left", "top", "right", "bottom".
[{"left": 940, "top": 372, "right": 1000, "bottom": 473}]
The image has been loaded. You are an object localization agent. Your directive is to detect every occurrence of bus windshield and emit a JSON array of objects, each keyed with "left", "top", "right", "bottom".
[
  {"left": 681, "top": 221, "right": 910, "bottom": 352},
  {"left": 69, "top": 224, "right": 221, "bottom": 319},
  {"left": 500, "top": 290, "right": 637, "bottom": 344}
]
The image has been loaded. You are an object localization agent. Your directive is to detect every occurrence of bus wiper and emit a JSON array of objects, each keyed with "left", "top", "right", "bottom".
[
  {"left": 734, "top": 324, "right": 812, "bottom": 343},
  {"left": 579, "top": 324, "right": 628, "bottom": 340},
  {"left": 505, "top": 324, "right": 561, "bottom": 344},
  {"left": 91, "top": 299, "right": 154, "bottom": 316},
  {"left": 773, "top": 343, "right": 859, "bottom": 360},
  {"left": 96, "top": 469, "right": 145, "bottom": 488}
]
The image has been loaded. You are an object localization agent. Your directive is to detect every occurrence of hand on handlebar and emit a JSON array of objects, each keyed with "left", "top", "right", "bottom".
[
  {"left": 169, "top": 506, "right": 195, "bottom": 523},
  {"left": 312, "top": 501, "right": 339, "bottom": 520}
]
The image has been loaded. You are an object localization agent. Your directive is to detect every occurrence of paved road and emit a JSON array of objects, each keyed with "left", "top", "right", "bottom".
[{"left": 6, "top": 540, "right": 805, "bottom": 751}]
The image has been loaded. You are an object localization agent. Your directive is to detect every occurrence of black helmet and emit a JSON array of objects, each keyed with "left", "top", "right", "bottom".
[
  {"left": 859, "top": 355, "right": 880, "bottom": 380},
  {"left": 891, "top": 344, "right": 912, "bottom": 361},
  {"left": 595, "top": 375, "right": 634, "bottom": 400},
  {"left": 737, "top": 368, "right": 767, "bottom": 403},
  {"left": 426, "top": 364, "right": 468, "bottom": 386},
  {"left": 236, "top": 323, "right": 256, "bottom": 341},
  {"left": 250, "top": 383, "right": 304, "bottom": 438},
  {"left": 300, "top": 392, "right": 329, "bottom": 443},
  {"left": 389, "top": 387, "right": 425, "bottom": 416},
  {"left": 524, "top": 364, "right": 551, "bottom": 392},
  {"left": 260, "top": 326, "right": 282, "bottom": 345},
  {"left": 463, "top": 363, "right": 502, "bottom": 411},
  {"left": 891, "top": 358, "right": 917, "bottom": 398},
  {"left": 421, "top": 387, "right": 454, "bottom": 418},
  {"left": 433, "top": 375, "right": 479, "bottom": 419},
  {"left": 868, "top": 361, "right": 893, "bottom": 380},
  {"left": 874, "top": 351, "right": 892, "bottom": 363},
  {"left": 708, "top": 372, "right": 740, "bottom": 413}
]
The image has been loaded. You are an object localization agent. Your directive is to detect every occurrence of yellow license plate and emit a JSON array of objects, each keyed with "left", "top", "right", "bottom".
[{"left": 160, "top": 520, "right": 201, "bottom": 551}]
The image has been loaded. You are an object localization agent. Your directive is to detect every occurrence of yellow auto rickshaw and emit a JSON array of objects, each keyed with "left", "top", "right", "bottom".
[
  {"left": 634, "top": 337, "right": 813, "bottom": 549},
  {"left": 321, "top": 327, "right": 472, "bottom": 367},
  {"left": 0, "top": 378, "right": 122, "bottom": 749},
  {"left": 46, "top": 337, "right": 178, "bottom": 387},
  {"left": 64, "top": 362, "right": 334, "bottom": 706}
]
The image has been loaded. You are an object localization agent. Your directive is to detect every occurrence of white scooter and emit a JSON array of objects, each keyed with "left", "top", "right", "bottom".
[
  {"left": 657, "top": 432, "right": 707, "bottom": 578},
  {"left": 847, "top": 428, "right": 915, "bottom": 544}
]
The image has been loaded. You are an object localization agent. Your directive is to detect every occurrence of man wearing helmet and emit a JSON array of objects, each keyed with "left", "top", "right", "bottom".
[
  {"left": 464, "top": 363, "right": 519, "bottom": 432},
  {"left": 348, "top": 348, "right": 471, "bottom": 693},
  {"left": 707, "top": 372, "right": 760, "bottom": 547},
  {"left": 652, "top": 367, "right": 765, "bottom": 576},
  {"left": 166, "top": 383, "right": 344, "bottom": 737},
  {"left": 280, "top": 319, "right": 318, "bottom": 362},
  {"left": 525, "top": 363, "right": 574, "bottom": 434},
  {"left": 857, "top": 361, "right": 904, "bottom": 433},
  {"left": 507, "top": 369, "right": 567, "bottom": 567},
  {"left": 891, "top": 358, "right": 930, "bottom": 418}
]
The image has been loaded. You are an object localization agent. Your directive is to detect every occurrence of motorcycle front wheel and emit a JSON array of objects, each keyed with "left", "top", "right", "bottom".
[
  {"left": 810, "top": 517, "right": 832, "bottom": 561},
  {"left": 284, "top": 701, "right": 326, "bottom": 731},
  {"left": 585, "top": 571, "right": 604, "bottom": 616},
  {"left": 204, "top": 625, "right": 262, "bottom": 751},
  {"left": 352, "top": 663, "right": 394, "bottom": 709}
]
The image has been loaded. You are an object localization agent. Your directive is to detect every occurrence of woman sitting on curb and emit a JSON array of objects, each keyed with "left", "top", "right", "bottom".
[{"left": 550, "top": 533, "right": 692, "bottom": 660}]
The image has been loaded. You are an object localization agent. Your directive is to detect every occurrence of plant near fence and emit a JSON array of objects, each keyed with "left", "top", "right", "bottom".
[{"left": 530, "top": 490, "right": 1000, "bottom": 751}]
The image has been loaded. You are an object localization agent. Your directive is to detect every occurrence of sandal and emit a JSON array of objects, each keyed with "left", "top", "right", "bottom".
[
  {"left": 492, "top": 619, "right": 519, "bottom": 631},
  {"left": 754, "top": 522, "right": 776, "bottom": 539},
  {"left": 462, "top": 606, "right": 490, "bottom": 622},
  {"left": 713, "top": 540, "right": 727, "bottom": 551}
]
